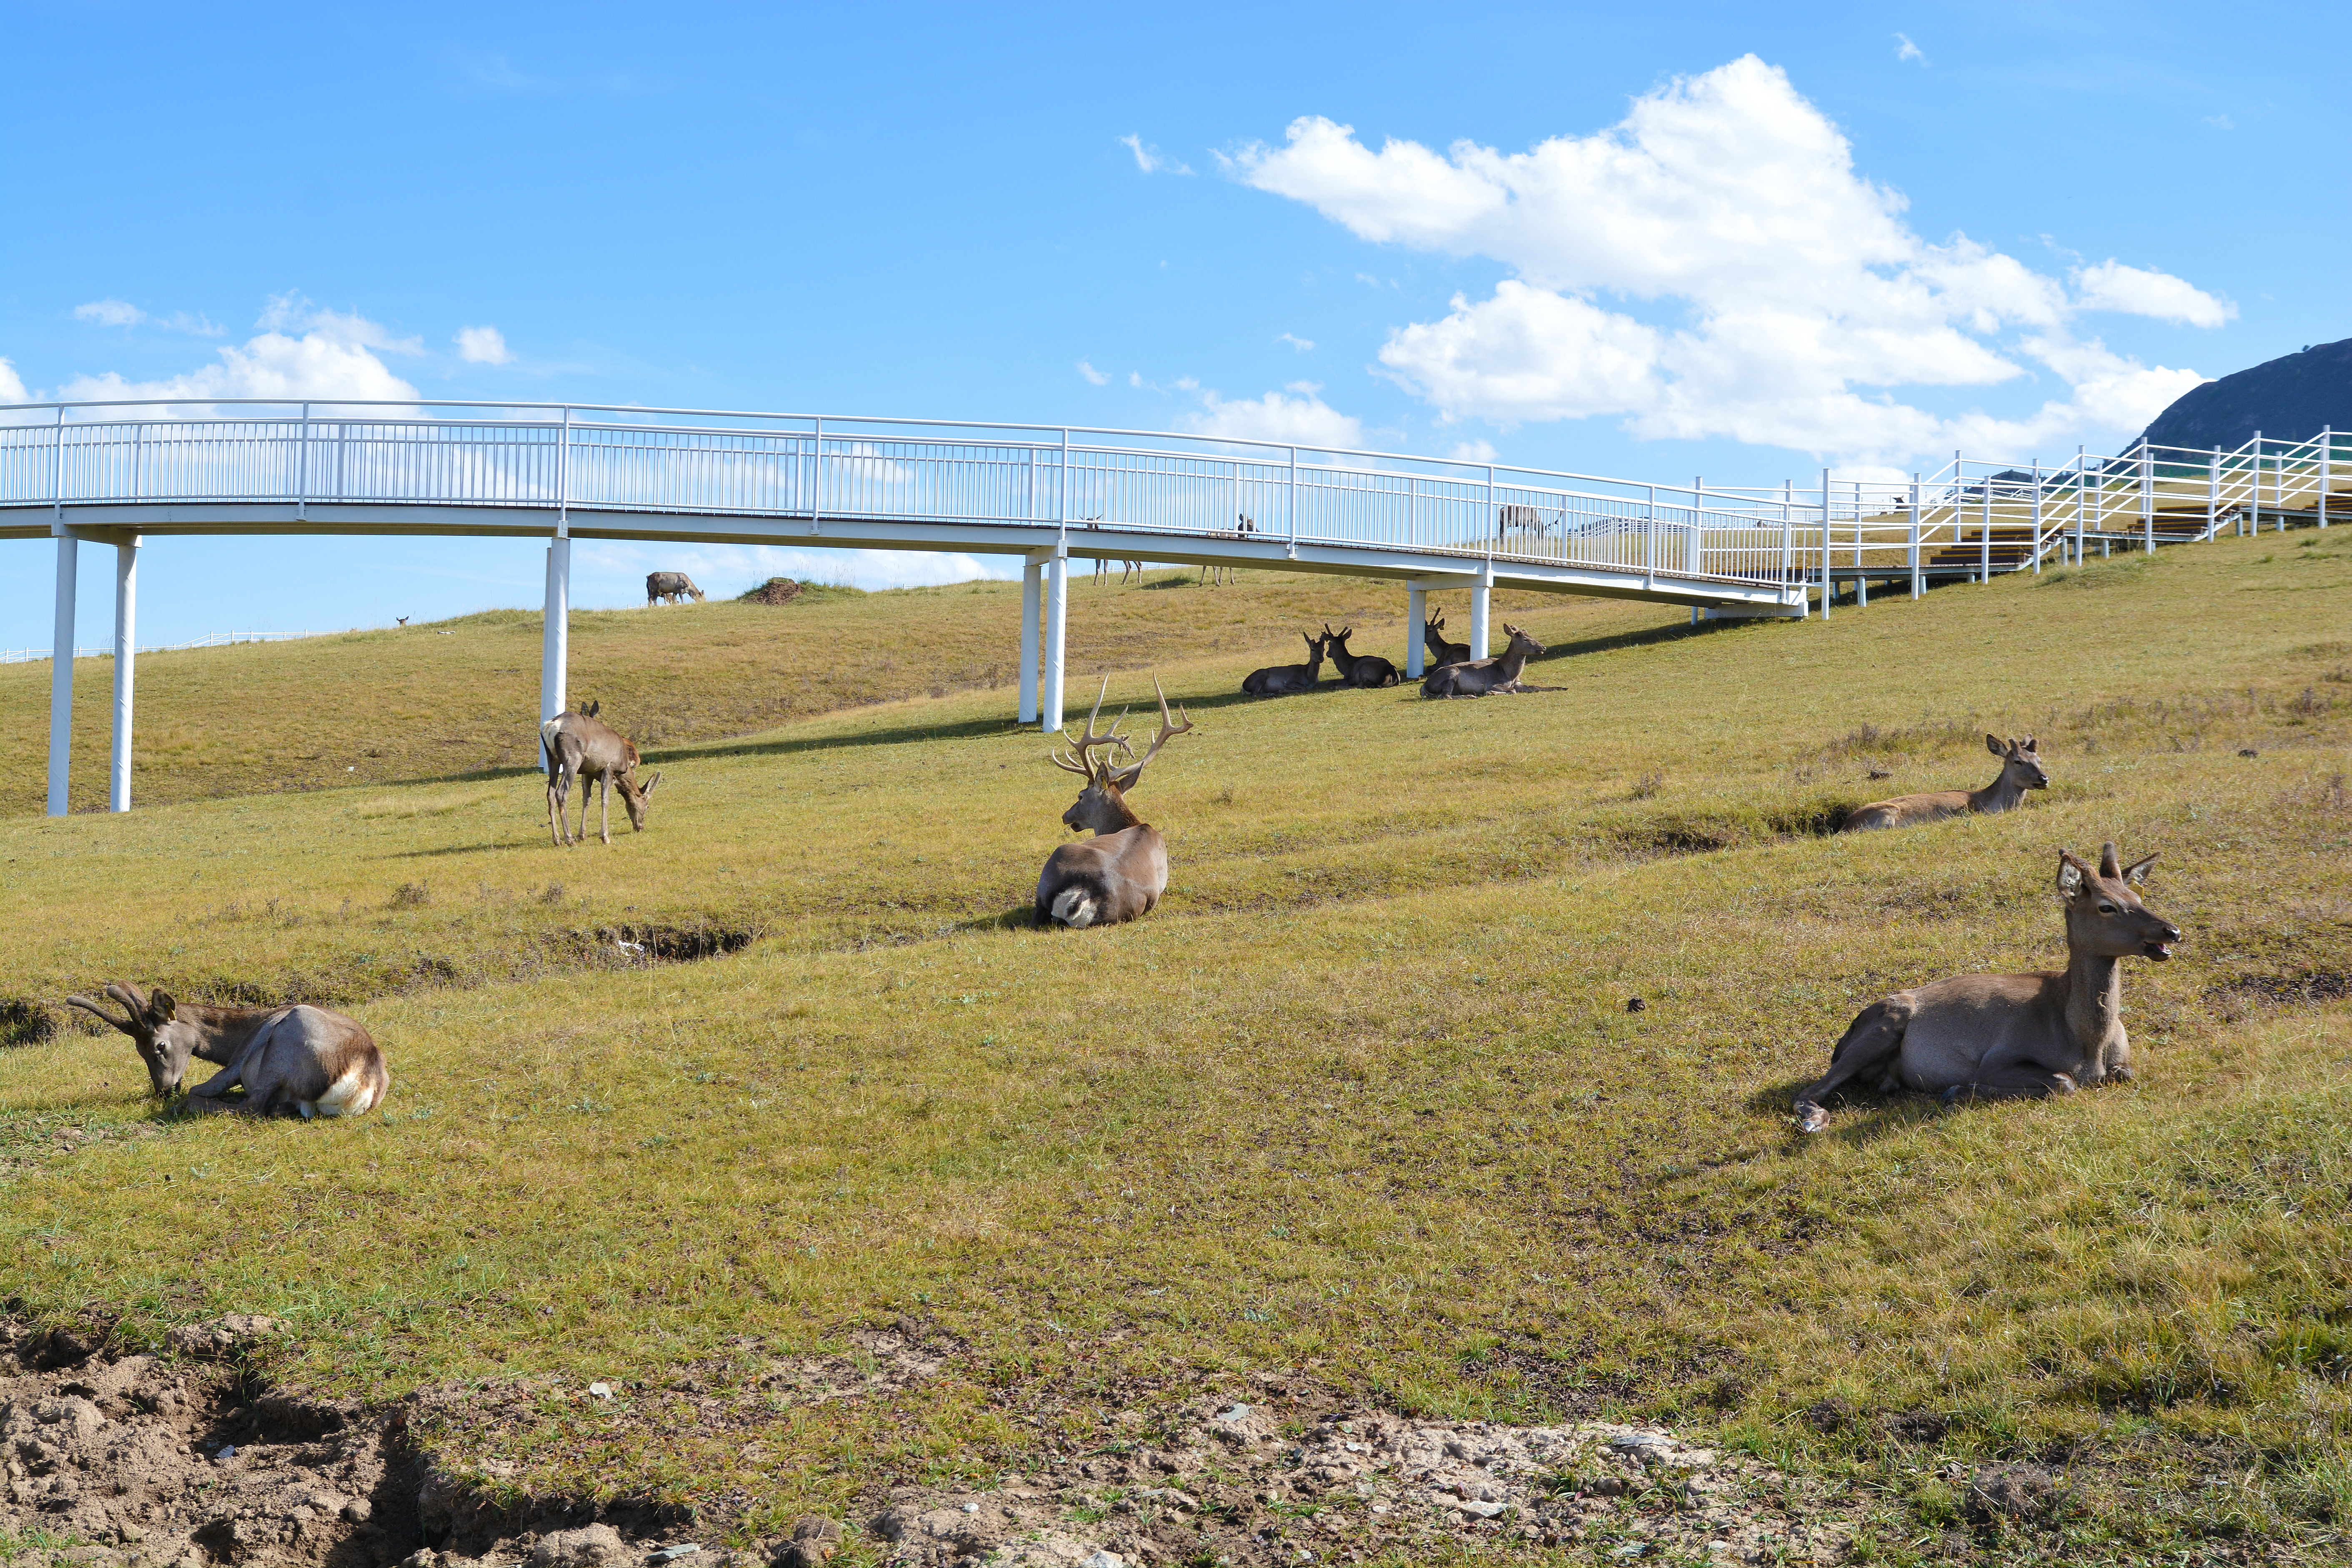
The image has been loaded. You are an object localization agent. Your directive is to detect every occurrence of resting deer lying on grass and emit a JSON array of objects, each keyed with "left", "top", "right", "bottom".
[
  {"left": 1423, "top": 612, "right": 1471, "bottom": 669},
  {"left": 66, "top": 982, "right": 390, "bottom": 1117},
  {"left": 1323, "top": 623, "right": 1398, "bottom": 688},
  {"left": 1793, "top": 843, "right": 2179, "bottom": 1133},
  {"left": 1242, "top": 631, "right": 1328, "bottom": 696},
  {"left": 1841, "top": 735, "right": 2047, "bottom": 832},
  {"left": 1422, "top": 624, "right": 1546, "bottom": 697},
  {"left": 1036, "top": 678, "right": 1194, "bottom": 929},
  {"left": 543, "top": 709, "right": 663, "bottom": 847}
]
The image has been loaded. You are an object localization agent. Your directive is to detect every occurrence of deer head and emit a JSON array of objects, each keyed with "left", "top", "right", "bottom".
[
  {"left": 64, "top": 982, "right": 196, "bottom": 1095},
  {"left": 613, "top": 770, "right": 663, "bottom": 831},
  {"left": 1988, "top": 733, "right": 2048, "bottom": 791},
  {"left": 2056, "top": 843, "right": 2180, "bottom": 961},
  {"left": 1051, "top": 678, "right": 1194, "bottom": 833}
]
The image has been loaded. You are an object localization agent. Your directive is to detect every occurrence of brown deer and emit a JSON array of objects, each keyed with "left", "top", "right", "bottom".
[
  {"left": 1242, "top": 631, "right": 1328, "bottom": 696},
  {"left": 1422, "top": 611, "right": 1471, "bottom": 668},
  {"left": 1793, "top": 843, "right": 2180, "bottom": 1133},
  {"left": 1323, "top": 623, "right": 1398, "bottom": 688},
  {"left": 1840, "top": 735, "right": 2048, "bottom": 832},
  {"left": 66, "top": 982, "right": 391, "bottom": 1117},
  {"left": 1036, "top": 678, "right": 1195, "bottom": 929},
  {"left": 1421, "top": 624, "right": 1545, "bottom": 697},
  {"left": 543, "top": 710, "right": 663, "bottom": 847},
  {"left": 645, "top": 571, "right": 705, "bottom": 604}
]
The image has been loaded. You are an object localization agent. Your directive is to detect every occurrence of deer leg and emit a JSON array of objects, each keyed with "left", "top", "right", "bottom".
[
  {"left": 1944, "top": 1060, "right": 2079, "bottom": 1106},
  {"left": 1793, "top": 997, "right": 1911, "bottom": 1132},
  {"left": 599, "top": 774, "right": 612, "bottom": 844}
]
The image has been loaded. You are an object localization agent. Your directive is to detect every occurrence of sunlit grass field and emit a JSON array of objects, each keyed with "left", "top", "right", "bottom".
[{"left": 3, "top": 528, "right": 2349, "bottom": 1562}]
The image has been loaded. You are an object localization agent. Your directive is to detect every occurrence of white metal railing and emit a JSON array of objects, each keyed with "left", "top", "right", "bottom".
[
  {"left": 3, "top": 401, "right": 2337, "bottom": 602},
  {"left": 0, "top": 629, "right": 325, "bottom": 664}
]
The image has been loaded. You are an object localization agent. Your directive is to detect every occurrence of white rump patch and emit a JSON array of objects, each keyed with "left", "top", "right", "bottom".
[{"left": 1051, "top": 889, "right": 1097, "bottom": 928}]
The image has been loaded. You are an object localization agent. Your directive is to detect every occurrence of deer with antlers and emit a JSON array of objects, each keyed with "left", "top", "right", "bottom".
[
  {"left": 1422, "top": 611, "right": 1471, "bottom": 669},
  {"left": 66, "top": 982, "right": 391, "bottom": 1117},
  {"left": 1323, "top": 623, "right": 1398, "bottom": 688},
  {"left": 1422, "top": 623, "right": 1546, "bottom": 697},
  {"left": 1793, "top": 843, "right": 2180, "bottom": 1132},
  {"left": 1036, "top": 678, "right": 1196, "bottom": 929}
]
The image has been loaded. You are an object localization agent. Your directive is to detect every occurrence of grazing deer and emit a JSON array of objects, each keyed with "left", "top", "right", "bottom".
[
  {"left": 1036, "top": 678, "right": 1195, "bottom": 929},
  {"left": 1422, "top": 624, "right": 1545, "bottom": 697},
  {"left": 1793, "top": 843, "right": 2181, "bottom": 1133},
  {"left": 1242, "top": 631, "right": 1328, "bottom": 696},
  {"left": 1841, "top": 735, "right": 2048, "bottom": 832},
  {"left": 1422, "top": 611, "right": 1471, "bottom": 668},
  {"left": 645, "top": 571, "right": 706, "bottom": 605},
  {"left": 1119, "top": 559, "right": 1148, "bottom": 585},
  {"left": 1323, "top": 623, "right": 1398, "bottom": 688},
  {"left": 1200, "top": 514, "right": 1255, "bottom": 586},
  {"left": 66, "top": 982, "right": 390, "bottom": 1117},
  {"left": 542, "top": 710, "right": 663, "bottom": 846},
  {"left": 396, "top": 616, "right": 408, "bottom": 627}
]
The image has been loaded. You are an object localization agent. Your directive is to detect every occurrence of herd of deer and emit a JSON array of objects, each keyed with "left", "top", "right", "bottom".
[{"left": 68, "top": 605, "right": 2177, "bottom": 1140}]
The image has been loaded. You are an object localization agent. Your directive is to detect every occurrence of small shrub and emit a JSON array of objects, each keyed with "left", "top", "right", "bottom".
[
  {"left": 1630, "top": 771, "right": 1665, "bottom": 800},
  {"left": 388, "top": 882, "right": 431, "bottom": 909}
]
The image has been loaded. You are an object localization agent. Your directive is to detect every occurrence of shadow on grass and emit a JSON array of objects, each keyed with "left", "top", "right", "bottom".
[{"left": 1746, "top": 1076, "right": 1949, "bottom": 1145}]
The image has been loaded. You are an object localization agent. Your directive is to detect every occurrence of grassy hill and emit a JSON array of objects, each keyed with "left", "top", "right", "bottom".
[{"left": 2, "top": 530, "right": 2349, "bottom": 1564}]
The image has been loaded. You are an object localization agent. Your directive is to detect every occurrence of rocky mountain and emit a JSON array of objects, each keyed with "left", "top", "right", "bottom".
[{"left": 2138, "top": 336, "right": 2352, "bottom": 450}]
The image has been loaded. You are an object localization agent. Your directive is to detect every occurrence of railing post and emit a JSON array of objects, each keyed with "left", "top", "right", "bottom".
[
  {"left": 1019, "top": 557, "right": 1042, "bottom": 724},
  {"left": 1043, "top": 544, "right": 1068, "bottom": 733},
  {"left": 1406, "top": 583, "right": 1426, "bottom": 676},
  {"left": 1644, "top": 482, "right": 1656, "bottom": 589},
  {"left": 1908, "top": 474, "right": 1921, "bottom": 599},
  {"left": 2074, "top": 445, "right": 2087, "bottom": 565},
  {"left": 1780, "top": 477, "right": 1794, "bottom": 611},
  {"left": 46, "top": 531, "right": 77, "bottom": 816},
  {"left": 1292, "top": 446, "right": 1304, "bottom": 556},
  {"left": 1687, "top": 475, "right": 1703, "bottom": 626},
  {"left": 2208, "top": 450, "right": 2220, "bottom": 541},
  {"left": 110, "top": 536, "right": 139, "bottom": 813},
  {"left": 1855, "top": 481, "right": 1868, "bottom": 607},
  {"left": 810, "top": 416, "right": 825, "bottom": 534},
  {"left": 1818, "top": 467, "right": 1831, "bottom": 619},
  {"left": 2322, "top": 426, "right": 2333, "bottom": 529},
  {"left": 2140, "top": 441, "right": 2154, "bottom": 554}
]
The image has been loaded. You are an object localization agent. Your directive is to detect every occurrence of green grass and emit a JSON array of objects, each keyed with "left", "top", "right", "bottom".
[{"left": 3, "top": 529, "right": 2351, "bottom": 1562}]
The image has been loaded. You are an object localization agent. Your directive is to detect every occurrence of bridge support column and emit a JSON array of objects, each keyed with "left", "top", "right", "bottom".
[
  {"left": 1405, "top": 584, "right": 1425, "bottom": 679},
  {"left": 47, "top": 534, "right": 78, "bottom": 817},
  {"left": 1042, "top": 548, "right": 1067, "bottom": 733},
  {"left": 540, "top": 539, "right": 570, "bottom": 738},
  {"left": 1019, "top": 559, "right": 1042, "bottom": 724},
  {"left": 1469, "top": 562, "right": 1492, "bottom": 660},
  {"left": 111, "top": 536, "right": 140, "bottom": 813}
]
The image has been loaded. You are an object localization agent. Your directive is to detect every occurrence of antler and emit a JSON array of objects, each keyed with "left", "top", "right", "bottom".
[
  {"left": 1049, "top": 678, "right": 1134, "bottom": 781},
  {"left": 64, "top": 989, "right": 138, "bottom": 1036},
  {"left": 1107, "top": 678, "right": 1194, "bottom": 789}
]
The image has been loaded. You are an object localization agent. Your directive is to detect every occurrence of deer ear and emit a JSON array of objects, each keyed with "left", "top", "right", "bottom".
[
  {"left": 2056, "top": 852, "right": 2089, "bottom": 900},
  {"left": 641, "top": 772, "right": 663, "bottom": 796},
  {"left": 2122, "top": 851, "right": 2158, "bottom": 886},
  {"left": 2021, "top": 736, "right": 2035, "bottom": 751},
  {"left": 2099, "top": 841, "right": 2122, "bottom": 878},
  {"left": 146, "top": 989, "right": 178, "bottom": 1024},
  {"left": 1986, "top": 733, "right": 2004, "bottom": 756}
]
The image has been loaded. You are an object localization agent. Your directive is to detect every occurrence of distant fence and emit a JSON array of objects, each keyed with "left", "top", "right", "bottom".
[{"left": 0, "top": 629, "right": 324, "bottom": 664}]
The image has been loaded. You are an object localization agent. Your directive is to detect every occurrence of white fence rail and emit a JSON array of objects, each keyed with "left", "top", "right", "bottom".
[
  {"left": 3, "top": 401, "right": 2340, "bottom": 599},
  {"left": 0, "top": 630, "right": 325, "bottom": 664}
]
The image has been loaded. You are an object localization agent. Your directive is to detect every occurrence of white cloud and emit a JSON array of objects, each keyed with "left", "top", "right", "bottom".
[
  {"left": 1276, "top": 332, "right": 1315, "bottom": 352},
  {"left": 1894, "top": 33, "right": 1925, "bottom": 62},
  {"left": 573, "top": 540, "right": 1017, "bottom": 600},
  {"left": 455, "top": 324, "right": 514, "bottom": 364},
  {"left": 1119, "top": 134, "right": 1193, "bottom": 176},
  {"left": 75, "top": 299, "right": 145, "bottom": 328},
  {"left": 2203, "top": 113, "right": 2235, "bottom": 131},
  {"left": 55, "top": 297, "right": 422, "bottom": 407},
  {"left": 1128, "top": 371, "right": 1144, "bottom": 388},
  {"left": 0, "top": 358, "right": 27, "bottom": 403},
  {"left": 1076, "top": 359, "right": 1110, "bottom": 385},
  {"left": 2073, "top": 260, "right": 2235, "bottom": 328},
  {"left": 1232, "top": 56, "right": 2225, "bottom": 464},
  {"left": 72, "top": 299, "right": 223, "bottom": 335},
  {"left": 1179, "top": 385, "right": 1365, "bottom": 449},
  {"left": 1447, "top": 438, "right": 1499, "bottom": 463}
]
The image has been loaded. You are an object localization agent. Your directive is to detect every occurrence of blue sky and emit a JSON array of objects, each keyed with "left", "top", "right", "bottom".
[{"left": 3, "top": 0, "right": 2345, "bottom": 644}]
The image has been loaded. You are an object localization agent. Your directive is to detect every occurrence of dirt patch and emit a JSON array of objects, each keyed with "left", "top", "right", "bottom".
[
  {"left": 739, "top": 579, "right": 804, "bottom": 606},
  {"left": 2211, "top": 971, "right": 2352, "bottom": 1007},
  {"left": 589, "top": 924, "right": 759, "bottom": 966},
  {"left": 1, "top": 996, "right": 59, "bottom": 1049},
  {"left": 855, "top": 1388, "right": 1859, "bottom": 1565}
]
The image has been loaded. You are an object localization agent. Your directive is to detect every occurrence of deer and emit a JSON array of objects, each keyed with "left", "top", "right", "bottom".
[
  {"left": 1422, "top": 624, "right": 1546, "bottom": 697},
  {"left": 1840, "top": 735, "right": 2049, "bottom": 832},
  {"left": 1793, "top": 842, "right": 2181, "bottom": 1133},
  {"left": 396, "top": 616, "right": 409, "bottom": 627},
  {"left": 542, "top": 709, "right": 663, "bottom": 846},
  {"left": 1201, "top": 515, "right": 1255, "bottom": 586},
  {"left": 1322, "top": 623, "right": 1398, "bottom": 688},
  {"left": 1422, "top": 611, "right": 1471, "bottom": 669},
  {"left": 65, "top": 981, "right": 391, "bottom": 1118},
  {"left": 1241, "top": 631, "right": 1327, "bottom": 696},
  {"left": 1036, "top": 677, "right": 1195, "bottom": 929},
  {"left": 645, "top": 571, "right": 706, "bottom": 605}
]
